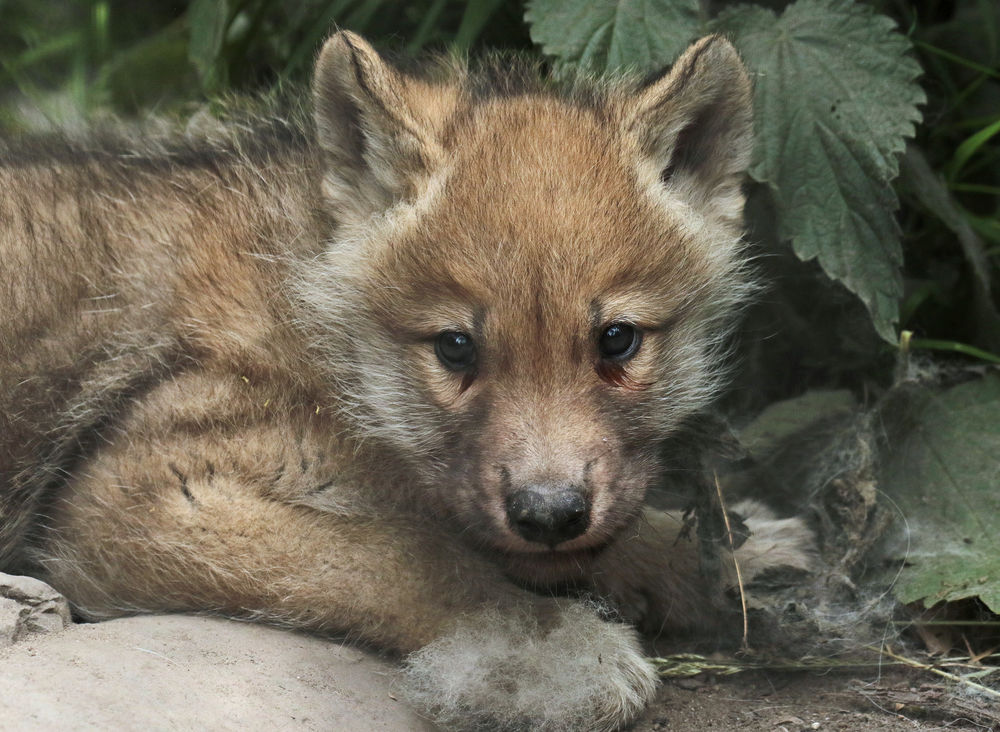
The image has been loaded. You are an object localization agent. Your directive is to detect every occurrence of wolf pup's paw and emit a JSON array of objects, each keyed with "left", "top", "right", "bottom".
[{"left": 402, "top": 601, "right": 657, "bottom": 732}]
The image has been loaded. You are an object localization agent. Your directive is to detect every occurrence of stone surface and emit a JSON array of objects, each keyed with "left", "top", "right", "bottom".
[
  {"left": 0, "top": 572, "right": 72, "bottom": 646},
  {"left": 0, "top": 614, "right": 437, "bottom": 731}
]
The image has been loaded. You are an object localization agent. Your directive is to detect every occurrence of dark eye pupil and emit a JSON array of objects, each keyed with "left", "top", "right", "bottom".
[
  {"left": 436, "top": 331, "right": 476, "bottom": 370},
  {"left": 599, "top": 323, "right": 639, "bottom": 359}
]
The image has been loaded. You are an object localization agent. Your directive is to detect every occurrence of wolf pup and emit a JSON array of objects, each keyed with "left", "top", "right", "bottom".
[{"left": 0, "top": 31, "right": 811, "bottom": 730}]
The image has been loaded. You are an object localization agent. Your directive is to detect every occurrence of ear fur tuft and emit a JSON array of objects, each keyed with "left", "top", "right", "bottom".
[
  {"left": 312, "top": 31, "right": 444, "bottom": 223},
  {"left": 625, "top": 35, "right": 754, "bottom": 230}
]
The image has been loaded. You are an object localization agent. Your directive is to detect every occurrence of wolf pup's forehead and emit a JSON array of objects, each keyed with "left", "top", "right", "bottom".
[{"left": 312, "top": 32, "right": 752, "bottom": 233}]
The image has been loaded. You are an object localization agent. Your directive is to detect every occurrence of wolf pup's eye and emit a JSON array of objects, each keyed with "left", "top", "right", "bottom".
[
  {"left": 598, "top": 323, "right": 641, "bottom": 360},
  {"left": 435, "top": 331, "right": 477, "bottom": 371}
]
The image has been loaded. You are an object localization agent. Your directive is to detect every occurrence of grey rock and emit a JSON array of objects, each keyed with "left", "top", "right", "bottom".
[
  {"left": 0, "top": 572, "right": 72, "bottom": 645},
  {"left": 0, "top": 614, "right": 437, "bottom": 731}
]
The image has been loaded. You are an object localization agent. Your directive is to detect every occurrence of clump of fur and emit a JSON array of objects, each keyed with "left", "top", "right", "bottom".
[
  {"left": 731, "top": 499, "right": 817, "bottom": 576},
  {"left": 403, "top": 602, "right": 658, "bottom": 732},
  {"left": 721, "top": 397, "right": 905, "bottom": 658}
]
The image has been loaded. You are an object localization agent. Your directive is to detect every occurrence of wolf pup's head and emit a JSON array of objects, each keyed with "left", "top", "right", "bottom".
[{"left": 299, "top": 32, "right": 754, "bottom": 576}]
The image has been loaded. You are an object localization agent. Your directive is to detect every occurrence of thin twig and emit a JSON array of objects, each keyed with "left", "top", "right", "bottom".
[
  {"left": 714, "top": 473, "right": 748, "bottom": 650},
  {"left": 867, "top": 644, "right": 1000, "bottom": 700},
  {"left": 649, "top": 653, "right": 911, "bottom": 678}
]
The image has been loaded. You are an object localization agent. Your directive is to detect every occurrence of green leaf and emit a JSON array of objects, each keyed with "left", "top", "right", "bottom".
[
  {"left": 343, "top": 0, "right": 386, "bottom": 31},
  {"left": 948, "top": 116, "right": 1000, "bottom": 182},
  {"left": 716, "top": 0, "right": 925, "bottom": 342},
  {"left": 739, "top": 389, "right": 855, "bottom": 460},
  {"left": 900, "top": 147, "right": 1000, "bottom": 351},
  {"left": 968, "top": 213, "right": 1000, "bottom": 244},
  {"left": 525, "top": 0, "right": 703, "bottom": 74},
  {"left": 879, "top": 374, "right": 1000, "bottom": 613},
  {"left": 188, "top": 0, "right": 230, "bottom": 90},
  {"left": 100, "top": 22, "right": 197, "bottom": 114},
  {"left": 908, "top": 338, "right": 1000, "bottom": 365},
  {"left": 407, "top": 0, "right": 449, "bottom": 53},
  {"left": 455, "top": 0, "right": 506, "bottom": 50}
]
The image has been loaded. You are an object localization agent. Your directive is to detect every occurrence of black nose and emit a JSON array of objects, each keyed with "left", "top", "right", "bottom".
[{"left": 505, "top": 488, "right": 590, "bottom": 547}]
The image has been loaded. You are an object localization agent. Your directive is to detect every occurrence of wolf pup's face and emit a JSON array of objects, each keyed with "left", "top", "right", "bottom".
[{"left": 300, "top": 32, "right": 754, "bottom": 573}]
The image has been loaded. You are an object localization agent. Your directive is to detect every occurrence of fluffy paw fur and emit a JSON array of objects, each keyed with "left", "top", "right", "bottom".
[{"left": 402, "top": 602, "right": 658, "bottom": 732}]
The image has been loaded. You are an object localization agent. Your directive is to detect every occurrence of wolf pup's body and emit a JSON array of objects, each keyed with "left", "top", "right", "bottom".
[{"left": 0, "top": 32, "right": 811, "bottom": 730}]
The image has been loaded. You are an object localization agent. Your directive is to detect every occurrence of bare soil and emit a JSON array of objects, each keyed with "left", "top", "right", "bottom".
[{"left": 637, "top": 670, "right": 994, "bottom": 731}]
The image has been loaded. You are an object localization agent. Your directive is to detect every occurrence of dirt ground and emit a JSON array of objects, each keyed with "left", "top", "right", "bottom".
[{"left": 638, "top": 670, "right": 992, "bottom": 731}]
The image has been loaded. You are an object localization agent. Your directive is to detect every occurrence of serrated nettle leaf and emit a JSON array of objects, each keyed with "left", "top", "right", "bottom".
[
  {"left": 879, "top": 374, "right": 1000, "bottom": 613},
  {"left": 716, "top": 0, "right": 925, "bottom": 342},
  {"left": 526, "top": 0, "right": 704, "bottom": 74}
]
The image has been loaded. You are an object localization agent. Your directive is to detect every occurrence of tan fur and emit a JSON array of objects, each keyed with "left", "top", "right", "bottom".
[{"left": 0, "top": 33, "right": 810, "bottom": 730}]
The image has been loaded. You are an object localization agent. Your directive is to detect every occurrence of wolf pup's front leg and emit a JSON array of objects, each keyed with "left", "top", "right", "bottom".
[{"left": 404, "top": 603, "right": 657, "bottom": 732}]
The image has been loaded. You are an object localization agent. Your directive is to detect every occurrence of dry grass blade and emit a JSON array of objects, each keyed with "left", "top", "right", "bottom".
[
  {"left": 866, "top": 644, "right": 1000, "bottom": 700},
  {"left": 853, "top": 681, "right": 1000, "bottom": 728},
  {"left": 648, "top": 653, "right": 911, "bottom": 678},
  {"left": 714, "top": 473, "right": 748, "bottom": 650}
]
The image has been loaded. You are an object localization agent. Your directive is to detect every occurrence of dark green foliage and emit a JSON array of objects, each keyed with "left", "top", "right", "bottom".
[
  {"left": 718, "top": 0, "right": 924, "bottom": 343},
  {"left": 525, "top": 0, "right": 703, "bottom": 73},
  {"left": 0, "top": 0, "right": 533, "bottom": 124}
]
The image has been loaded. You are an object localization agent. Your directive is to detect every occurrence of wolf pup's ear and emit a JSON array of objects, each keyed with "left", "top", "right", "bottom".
[
  {"left": 624, "top": 36, "right": 754, "bottom": 232},
  {"left": 313, "top": 31, "right": 445, "bottom": 224}
]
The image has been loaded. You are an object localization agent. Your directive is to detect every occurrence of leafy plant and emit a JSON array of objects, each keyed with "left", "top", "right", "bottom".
[{"left": 0, "top": 0, "right": 532, "bottom": 121}]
